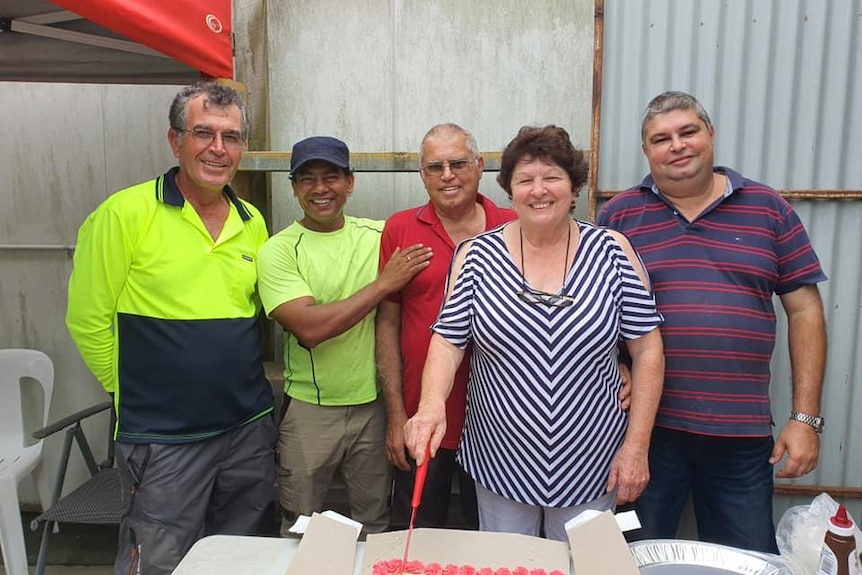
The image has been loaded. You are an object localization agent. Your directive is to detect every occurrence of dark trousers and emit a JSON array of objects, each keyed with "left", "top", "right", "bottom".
[
  {"left": 114, "top": 416, "right": 277, "bottom": 575},
  {"left": 391, "top": 447, "right": 478, "bottom": 529},
  {"left": 634, "top": 427, "right": 779, "bottom": 554}
]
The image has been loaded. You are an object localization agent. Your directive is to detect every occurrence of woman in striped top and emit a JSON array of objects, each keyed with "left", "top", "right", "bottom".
[{"left": 403, "top": 125, "right": 665, "bottom": 541}]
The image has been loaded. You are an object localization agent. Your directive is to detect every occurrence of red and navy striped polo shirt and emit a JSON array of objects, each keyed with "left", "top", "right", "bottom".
[{"left": 597, "top": 167, "right": 826, "bottom": 437}]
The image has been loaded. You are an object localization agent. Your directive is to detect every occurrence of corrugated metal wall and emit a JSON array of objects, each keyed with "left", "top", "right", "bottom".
[
  {"left": 0, "top": 82, "right": 179, "bottom": 503},
  {"left": 599, "top": 0, "right": 862, "bottom": 190},
  {"left": 597, "top": 0, "right": 862, "bottom": 525}
]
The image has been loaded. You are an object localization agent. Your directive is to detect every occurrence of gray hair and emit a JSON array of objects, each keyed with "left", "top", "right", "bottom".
[
  {"left": 419, "top": 123, "right": 480, "bottom": 164},
  {"left": 169, "top": 81, "right": 249, "bottom": 137},
  {"left": 641, "top": 91, "right": 713, "bottom": 143}
]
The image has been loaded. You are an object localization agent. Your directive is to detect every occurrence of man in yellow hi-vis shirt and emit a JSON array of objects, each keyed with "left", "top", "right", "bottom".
[{"left": 66, "top": 82, "right": 276, "bottom": 575}]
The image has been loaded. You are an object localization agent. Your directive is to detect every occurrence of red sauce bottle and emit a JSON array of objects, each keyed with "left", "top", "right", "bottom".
[{"left": 817, "top": 504, "right": 861, "bottom": 575}]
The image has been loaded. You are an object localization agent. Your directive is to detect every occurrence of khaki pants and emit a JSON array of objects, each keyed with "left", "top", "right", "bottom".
[{"left": 278, "top": 396, "right": 390, "bottom": 535}]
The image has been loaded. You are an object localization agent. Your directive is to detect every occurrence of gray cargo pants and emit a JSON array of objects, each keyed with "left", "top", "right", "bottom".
[{"left": 114, "top": 416, "right": 277, "bottom": 575}]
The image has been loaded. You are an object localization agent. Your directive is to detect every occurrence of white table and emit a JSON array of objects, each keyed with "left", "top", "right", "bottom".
[
  {"left": 171, "top": 535, "right": 366, "bottom": 575},
  {"left": 172, "top": 534, "right": 793, "bottom": 575}
]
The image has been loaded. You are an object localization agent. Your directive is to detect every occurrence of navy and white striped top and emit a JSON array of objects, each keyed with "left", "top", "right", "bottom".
[{"left": 433, "top": 221, "right": 662, "bottom": 507}]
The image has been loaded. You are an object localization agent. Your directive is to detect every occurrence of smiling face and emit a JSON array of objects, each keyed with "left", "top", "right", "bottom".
[
  {"left": 168, "top": 94, "right": 244, "bottom": 195},
  {"left": 509, "top": 156, "right": 574, "bottom": 227},
  {"left": 642, "top": 108, "right": 715, "bottom": 190},
  {"left": 291, "top": 161, "right": 354, "bottom": 232},
  {"left": 419, "top": 129, "right": 484, "bottom": 212}
]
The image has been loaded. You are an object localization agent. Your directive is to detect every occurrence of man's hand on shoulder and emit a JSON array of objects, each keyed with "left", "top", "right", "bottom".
[{"left": 378, "top": 244, "right": 433, "bottom": 293}]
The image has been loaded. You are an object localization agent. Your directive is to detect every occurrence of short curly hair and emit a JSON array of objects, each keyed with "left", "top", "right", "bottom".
[
  {"left": 497, "top": 125, "right": 589, "bottom": 206},
  {"left": 169, "top": 81, "right": 248, "bottom": 137}
]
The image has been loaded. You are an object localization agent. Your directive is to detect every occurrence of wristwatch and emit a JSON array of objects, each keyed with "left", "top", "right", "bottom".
[{"left": 790, "top": 411, "right": 825, "bottom": 434}]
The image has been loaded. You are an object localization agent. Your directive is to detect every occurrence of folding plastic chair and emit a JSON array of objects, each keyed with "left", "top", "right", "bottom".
[
  {"left": 0, "top": 349, "right": 54, "bottom": 575},
  {"left": 31, "top": 400, "right": 120, "bottom": 575}
]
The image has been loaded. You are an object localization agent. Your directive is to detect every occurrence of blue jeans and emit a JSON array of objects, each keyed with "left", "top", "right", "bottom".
[{"left": 634, "top": 427, "right": 779, "bottom": 554}]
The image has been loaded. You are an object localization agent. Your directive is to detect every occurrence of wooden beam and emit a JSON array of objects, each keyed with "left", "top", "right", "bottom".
[{"left": 240, "top": 151, "right": 504, "bottom": 173}]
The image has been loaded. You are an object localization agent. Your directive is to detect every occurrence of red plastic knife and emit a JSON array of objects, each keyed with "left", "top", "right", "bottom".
[{"left": 400, "top": 444, "right": 431, "bottom": 574}]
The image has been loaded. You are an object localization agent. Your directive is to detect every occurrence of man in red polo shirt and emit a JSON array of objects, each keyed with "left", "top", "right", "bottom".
[{"left": 376, "top": 124, "right": 515, "bottom": 528}]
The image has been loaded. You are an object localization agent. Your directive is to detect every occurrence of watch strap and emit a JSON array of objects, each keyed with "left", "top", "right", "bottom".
[{"left": 790, "top": 411, "right": 824, "bottom": 433}]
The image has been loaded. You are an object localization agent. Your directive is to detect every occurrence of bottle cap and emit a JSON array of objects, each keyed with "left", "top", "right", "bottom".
[{"left": 829, "top": 504, "right": 857, "bottom": 536}]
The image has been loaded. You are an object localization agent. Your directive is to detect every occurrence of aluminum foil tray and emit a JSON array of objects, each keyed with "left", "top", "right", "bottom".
[{"left": 630, "top": 540, "right": 794, "bottom": 575}]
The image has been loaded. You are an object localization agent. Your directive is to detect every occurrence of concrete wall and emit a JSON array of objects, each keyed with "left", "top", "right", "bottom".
[
  {"left": 0, "top": 81, "right": 179, "bottom": 503},
  {"left": 265, "top": 0, "right": 597, "bottom": 233}
]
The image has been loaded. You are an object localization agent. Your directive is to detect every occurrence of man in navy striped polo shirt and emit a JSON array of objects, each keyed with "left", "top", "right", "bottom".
[{"left": 597, "top": 91, "right": 827, "bottom": 553}]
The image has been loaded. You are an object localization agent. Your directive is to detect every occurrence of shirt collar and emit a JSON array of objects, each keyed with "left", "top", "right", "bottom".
[
  {"left": 640, "top": 166, "right": 744, "bottom": 199},
  {"left": 156, "top": 166, "right": 252, "bottom": 221},
  {"left": 417, "top": 193, "right": 493, "bottom": 225}
]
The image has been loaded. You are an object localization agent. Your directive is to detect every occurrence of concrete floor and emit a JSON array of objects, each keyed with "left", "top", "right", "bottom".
[
  {"left": 0, "top": 510, "right": 119, "bottom": 568},
  {"left": 0, "top": 512, "right": 116, "bottom": 575},
  {"left": 0, "top": 567, "right": 113, "bottom": 575}
]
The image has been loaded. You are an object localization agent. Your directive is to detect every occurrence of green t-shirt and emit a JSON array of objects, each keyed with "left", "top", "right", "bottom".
[{"left": 256, "top": 216, "right": 383, "bottom": 406}]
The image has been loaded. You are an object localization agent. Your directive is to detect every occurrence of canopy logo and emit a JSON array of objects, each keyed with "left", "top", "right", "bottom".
[{"left": 206, "top": 14, "right": 224, "bottom": 34}]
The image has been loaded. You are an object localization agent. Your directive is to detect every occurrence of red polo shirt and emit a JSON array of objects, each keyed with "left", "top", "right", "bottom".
[{"left": 380, "top": 195, "right": 515, "bottom": 449}]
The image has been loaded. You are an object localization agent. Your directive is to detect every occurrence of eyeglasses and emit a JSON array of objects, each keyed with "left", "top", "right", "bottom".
[
  {"left": 516, "top": 284, "right": 575, "bottom": 308},
  {"left": 177, "top": 128, "right": 244, "bottom": 149},
  {"left": 421, "top": 157, "right": 478, "bottom": 177}
]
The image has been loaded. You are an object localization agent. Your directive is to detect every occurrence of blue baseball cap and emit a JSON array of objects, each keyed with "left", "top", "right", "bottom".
[{"left": 290, "top": 136, "right": 351, "bottom": 174}]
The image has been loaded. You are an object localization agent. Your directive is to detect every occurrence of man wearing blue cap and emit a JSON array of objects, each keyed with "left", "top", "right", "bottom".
[{"left": 256, "top": 136, "right": 432, "bottom": 535}]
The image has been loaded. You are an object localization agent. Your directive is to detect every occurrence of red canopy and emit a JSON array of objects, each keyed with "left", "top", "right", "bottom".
[{"left": 49, "top": 0, "right": 233, "bottom": 78}]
